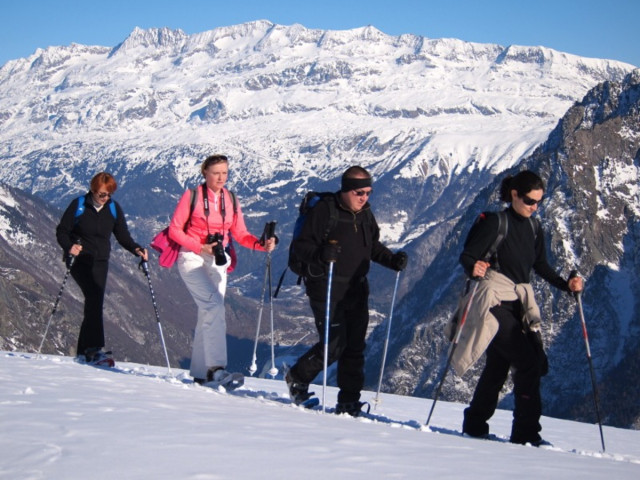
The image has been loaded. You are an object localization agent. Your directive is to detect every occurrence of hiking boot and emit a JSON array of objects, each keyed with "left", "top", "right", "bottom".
[
  {"left": 285, "top": 370, "right": 314, "bottom": 405},
  {"left": 335, "top": 401, "right": 370, "bottom": 417}
]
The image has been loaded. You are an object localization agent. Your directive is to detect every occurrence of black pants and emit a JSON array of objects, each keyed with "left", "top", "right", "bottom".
[
  {"left": 70, "top": 257, "right": 109, "bottom": 355},
  {"left": 463, "top": 301, "right": 543, "bottom": 443},
  {"left": 290, "top": 281, "right": 369, "bottom": 403}
]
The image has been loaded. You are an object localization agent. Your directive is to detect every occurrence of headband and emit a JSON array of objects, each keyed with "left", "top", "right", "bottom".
[{"left": 341, "top": 177, "right": 372, "bottom": 192}]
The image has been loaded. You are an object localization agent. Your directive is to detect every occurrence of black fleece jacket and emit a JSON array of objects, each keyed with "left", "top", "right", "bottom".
[
  {"left": 56, "top": 193, "right": 142, "bottom": 262},
  {"left": 460, "top": 206, "right": 569, "bottom": 292},
  {"left": 292, "top": 192, "right": 395, "bottom": 299}
]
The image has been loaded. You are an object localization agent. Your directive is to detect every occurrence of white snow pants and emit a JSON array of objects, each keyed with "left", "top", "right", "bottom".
[{"left": 177, "top": 249, "right": 229, "bottom": 380}]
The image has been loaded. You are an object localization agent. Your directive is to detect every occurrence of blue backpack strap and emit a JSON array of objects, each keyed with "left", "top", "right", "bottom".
[
  {"left": 74, "top": 196, "right": 86, "bottom": 222},
  {"left": 74, "top": 195, "right": 117, "bottom": 223}
]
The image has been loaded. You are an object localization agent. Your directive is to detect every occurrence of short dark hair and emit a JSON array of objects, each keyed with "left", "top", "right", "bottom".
[
  {"left": 201, "top": 154, "right": 228, "bottom": 176},
  {"left": 499, "top": 170, "right": 544, "bottom": 202},
  {"left": 342, "top": 165, "right": 371, "bottom": 180}
]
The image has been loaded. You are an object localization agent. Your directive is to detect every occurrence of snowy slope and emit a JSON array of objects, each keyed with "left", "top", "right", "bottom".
[{"left": 1, "top": 351, "right": 638, "bottom": 479}]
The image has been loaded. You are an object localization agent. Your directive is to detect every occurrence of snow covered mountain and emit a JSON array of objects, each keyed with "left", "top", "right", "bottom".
[{"left": 0, "top": 22, "right": 638, "bottom": 427}]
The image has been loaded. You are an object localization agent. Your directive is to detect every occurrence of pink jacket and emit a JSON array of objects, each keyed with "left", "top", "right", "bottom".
[{"left": 168, "top": 186, "right": 264, "bottom": 254}]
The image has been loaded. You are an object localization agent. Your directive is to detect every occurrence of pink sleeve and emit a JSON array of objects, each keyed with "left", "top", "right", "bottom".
[
  {"left": 230, "top": 199, "right": 266, "bottom": 252},
  {"left": 168, "top": 190, "right": 202, "bottom": 253}
]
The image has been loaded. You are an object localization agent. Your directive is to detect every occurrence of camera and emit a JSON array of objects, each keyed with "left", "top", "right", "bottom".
[{"left": 206, "top": 233, "right": 227, "bottom": 266}]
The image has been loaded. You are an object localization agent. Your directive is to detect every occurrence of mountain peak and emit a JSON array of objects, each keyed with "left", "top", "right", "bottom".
[{"left": 109, "top": 26, "right": 188, "bottom": 56}]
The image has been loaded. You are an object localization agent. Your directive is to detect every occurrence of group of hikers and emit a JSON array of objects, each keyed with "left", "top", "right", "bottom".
[{"left": 55, "top": 154, "right": 582, "bottom": 447}]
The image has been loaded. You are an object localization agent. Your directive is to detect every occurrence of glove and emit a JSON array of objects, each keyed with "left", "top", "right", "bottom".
[
  {"left": 390, "top": 251, "right": 408, "bottom": 271},
  {"left": 319, "top": 242, "right": 341, "bottom": 264}
]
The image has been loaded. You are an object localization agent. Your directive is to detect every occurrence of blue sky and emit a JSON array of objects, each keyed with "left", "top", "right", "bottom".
[{"left": 1, "top": 0, "right": 638, "bottom": 68}]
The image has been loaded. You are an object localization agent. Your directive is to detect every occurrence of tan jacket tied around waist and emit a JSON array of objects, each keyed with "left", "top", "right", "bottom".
[{"left": 445, "top": 269, "right": 542, "bottom": 376}]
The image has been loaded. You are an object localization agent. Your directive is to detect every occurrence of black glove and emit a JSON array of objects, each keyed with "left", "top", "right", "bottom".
[
  {"left": 390, "top": 251, "right": 408, "bottom": 271},
  {"left": 319, "top": 242, "right": 341, "bottom": 264}
]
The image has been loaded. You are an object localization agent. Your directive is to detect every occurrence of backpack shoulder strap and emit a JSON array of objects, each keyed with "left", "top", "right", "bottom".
[
  {"left": 482, "top": 210, "right": 508, "bottom": 263},
  {"left": 322, "top": 194, "right": 340, "bottom": 240},
  {"left": 228, "top": 189, "right": 238, "bottom": 216},
  {"left": 528, "top": 216, "right": 540, "bottom": 240},
  {"left": 74, "top": 196, "right": 86, "bottom": 220},
  {"left": 182, "top": 186, "right": 199, "bottom": 232},
  {"left": 74, "top": 195, "right": 117, "bottom": 222}
]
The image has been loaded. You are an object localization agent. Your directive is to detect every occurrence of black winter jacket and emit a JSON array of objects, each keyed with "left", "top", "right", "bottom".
[
  {"left": 459, "top": 207, "right": 569, "bottom": 292},
  {"left": 56, "top": 193, "right": 142, "bottom": 262},
  {"left": 292, "top": 192, "right": 395, "bottom": 300}
]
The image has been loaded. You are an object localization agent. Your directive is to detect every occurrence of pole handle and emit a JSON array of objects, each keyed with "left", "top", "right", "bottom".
[{"left": 569, "top": 269, "right": 582, "bottom": 300}]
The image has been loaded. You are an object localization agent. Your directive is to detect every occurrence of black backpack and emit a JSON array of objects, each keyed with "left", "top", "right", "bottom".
[
  {"left": 274, "top": 192, "right": 338, "bottom": 297},
  {"left": 288, "top": 192, "right": 339, "bottom": 277}
]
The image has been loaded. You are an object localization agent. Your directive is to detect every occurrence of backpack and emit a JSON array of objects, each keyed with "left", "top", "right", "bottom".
[
  {"left": 74, "top": 195, "right": 117, "bottom": 223},
  {"left": 288, "top": 192, "right": 340, "bottom": 277}
]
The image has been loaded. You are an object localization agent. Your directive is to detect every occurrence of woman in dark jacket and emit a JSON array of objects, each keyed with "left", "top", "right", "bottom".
[
  {"left": 56, "top": 172, "right": 147, "bottom": 366},
  {"left": 459, "top": 170, "right": 582, "bottom": 446}
]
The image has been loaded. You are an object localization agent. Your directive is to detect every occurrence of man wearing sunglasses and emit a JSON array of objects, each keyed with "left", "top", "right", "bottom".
[
  {"left": 285, "top": 166, "right": 408, "bottom": 416},
  {"left": 56, "top": 172, "right": 148, "bottom": 367}
]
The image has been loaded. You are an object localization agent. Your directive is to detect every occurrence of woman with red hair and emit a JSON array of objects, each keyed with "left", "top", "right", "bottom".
[{"left": 56, "top": 172, "right": 147, "bottom": 366}]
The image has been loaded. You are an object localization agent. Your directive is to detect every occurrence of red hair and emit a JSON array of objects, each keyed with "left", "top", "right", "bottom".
[{"left": 90, "top": 172, "right": 117, "bottom": 193}]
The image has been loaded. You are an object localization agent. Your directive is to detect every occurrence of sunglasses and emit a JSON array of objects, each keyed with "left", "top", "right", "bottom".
[
  {"left": 96, "top": 192, "right": 112, "bottom": 199},
  {"left": 521, "top": 194, "right": 543, "bottom": 206},
  {"left": 352, "top": 189, "right": 373, "bottom": 197}
]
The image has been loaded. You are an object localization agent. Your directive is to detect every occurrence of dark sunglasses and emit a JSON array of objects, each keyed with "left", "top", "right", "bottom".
[
  {"left": 353, "top": 189, "right": 373, "bottom": 197},
  {"left": 96, "top": 192, "right": 112, "bottom": 199},
  {"left": 521, "top": 194, "right": 543, "bottom": 206}
]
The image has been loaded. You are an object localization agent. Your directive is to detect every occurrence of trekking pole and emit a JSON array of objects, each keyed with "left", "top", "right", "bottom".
[
  {"left": 249, "top": 221, "right": 278, "bottom": 377},
  {"left": 267, "top": 250, "right": 278, "bottom": 377},
  {"left": 426, "top": 277, "right": 480, "bottom": 426},
  {"left": 373, "top": 270, "right": 401, "bottom": 409},
  {"left": 570, "top": 270, "right": 606, "bottom": 452},
  {"left": 37, "top": 241, "right": 81, "bottom": 358},
  {"left": 249, "top": 255, "right": 269, "bottom": 376},
  {"left": 322, "top": 241, "right": 338, "bottom": 413},
  {"left": 139, "top": 259, "right": 172, "bottom": 376},
  {"left": 266, "top": 222, "right": 278, "bottom": 378}
]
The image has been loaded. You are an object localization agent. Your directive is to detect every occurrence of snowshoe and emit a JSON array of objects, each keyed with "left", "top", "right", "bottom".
[
  {"left": 80, "top": 349, "right": 115, "bottom": 368},
  {"left": 202, "top": 368, "right": 244, "bottom": 391},
  {"left": 285, "top": 370, "right": 316, "bottom": 406},
  {"left": 335, "top": 401, "right": 370, "bottom": 417},
  {"left": 299, "top": 397, "right": 320, "bottom": 409}
]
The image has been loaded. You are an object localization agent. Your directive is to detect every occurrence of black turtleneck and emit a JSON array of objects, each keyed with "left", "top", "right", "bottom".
[{"left": 460, "top": 206, "right": 569, "bottom": 292}]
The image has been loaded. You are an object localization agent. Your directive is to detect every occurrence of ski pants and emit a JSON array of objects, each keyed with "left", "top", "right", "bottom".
[
  {"left": 463, "top": 300, "right": 544, "bottom": 443},
  {"left": 178, "top": 249, "right": 229, "bottom": 380},
  {"left": 71, "top": 257, "right": 109, "bottom": 355},
  {"left": 291, "top": 279, "right": 369, "bottom": 403}
]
